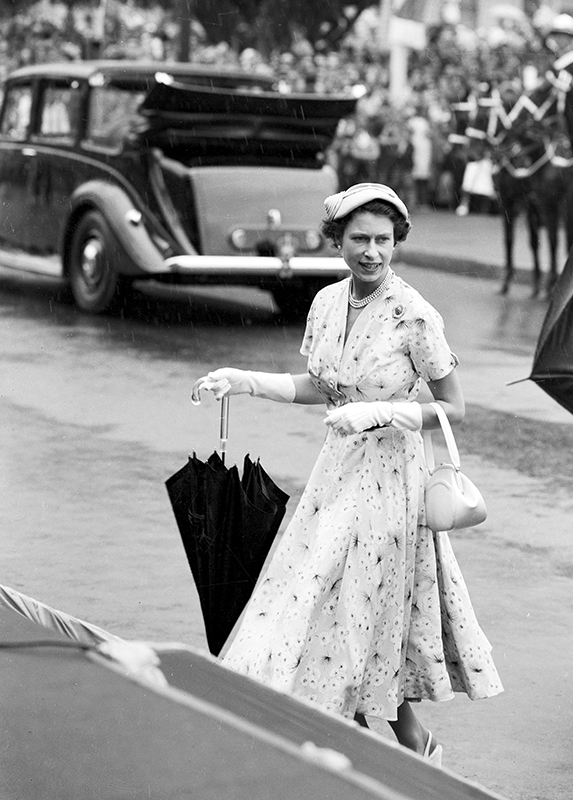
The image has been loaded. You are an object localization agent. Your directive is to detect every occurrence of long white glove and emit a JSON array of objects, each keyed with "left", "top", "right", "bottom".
[
  {"left": 192, "top": 368, "right": 296, "bottom": 404},
  {"left": 324, "top": 401, "right": 422, "bottom": 434}
]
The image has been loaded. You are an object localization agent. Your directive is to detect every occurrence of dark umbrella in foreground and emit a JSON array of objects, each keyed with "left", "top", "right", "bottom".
[
  {"left": 166, "top": 397, "right": 289, "bottom": 655},
  {"left": 525, "top": 250, "right": 573, "bottom": 415}
]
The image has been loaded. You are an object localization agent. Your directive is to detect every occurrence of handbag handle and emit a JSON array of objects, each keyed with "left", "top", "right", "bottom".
[{"left": 423, "top": 402, "right": 461, "bottom": 472}]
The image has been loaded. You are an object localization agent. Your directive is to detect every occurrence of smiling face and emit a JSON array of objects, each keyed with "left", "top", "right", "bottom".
[{"left": 340, "top": 211, "right": 395, "bottom": 298}]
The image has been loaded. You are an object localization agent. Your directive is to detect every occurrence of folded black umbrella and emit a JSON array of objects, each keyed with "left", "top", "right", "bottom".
[{"left": 166, "top": 398, "right": 289, "bottom": 655}]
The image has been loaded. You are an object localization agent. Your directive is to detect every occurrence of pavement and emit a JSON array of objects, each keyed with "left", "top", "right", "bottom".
[{"left": 401, "top": 206, "right": 570, "bottom": 285}]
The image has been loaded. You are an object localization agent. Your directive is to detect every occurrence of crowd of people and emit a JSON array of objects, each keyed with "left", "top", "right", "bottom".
[{"left": 1, "top": 1, "right": 571, "bottom": 212}]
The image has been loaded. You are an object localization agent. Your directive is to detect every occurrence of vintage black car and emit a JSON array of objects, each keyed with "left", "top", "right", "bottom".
[{"left": 0, "top": 61, "right": 355, "bottom": 315}]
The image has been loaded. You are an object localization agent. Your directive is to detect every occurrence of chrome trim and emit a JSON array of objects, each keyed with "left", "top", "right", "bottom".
[{"left": 162, "top": 255, "right": 349, "bottom": 278}]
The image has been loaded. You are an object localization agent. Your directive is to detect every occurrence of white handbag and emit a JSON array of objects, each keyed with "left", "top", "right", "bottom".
[{"left": 423, "top": 403, "right": 487, "bottom": 532}]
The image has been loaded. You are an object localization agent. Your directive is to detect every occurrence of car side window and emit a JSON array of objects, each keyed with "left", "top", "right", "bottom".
[
  {"left": 38, "top": 82, "right": 81, "bottom": 140},
  {"left": 86, "top": 86, "right": 145, "bottom": 149},
  {"left": 0, "top": 84, "right": 33, "bottom": 140}
]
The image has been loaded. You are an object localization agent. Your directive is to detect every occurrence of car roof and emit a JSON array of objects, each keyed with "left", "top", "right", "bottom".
[{"left": 6, "top": 60, "right": 275, "bottom": 88}]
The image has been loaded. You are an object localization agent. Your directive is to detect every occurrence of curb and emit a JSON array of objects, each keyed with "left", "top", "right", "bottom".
[
  {"left": 397, "top": 209, "right": 567, "bottom": 288},
  {"left": 398, "top": 247, "right": 502, "bottom": 282}
]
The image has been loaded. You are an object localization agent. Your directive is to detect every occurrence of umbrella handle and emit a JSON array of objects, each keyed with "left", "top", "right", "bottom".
[{"left": 219, "top": 395, "right": 230, "bottom": 463}]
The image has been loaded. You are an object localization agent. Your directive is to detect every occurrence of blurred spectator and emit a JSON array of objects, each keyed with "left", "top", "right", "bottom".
[
  {"left": 378, "top": 106, "right": 415, "bottom": 206},
  {"left": 333, "top": 114, "right": 380, "bottom": 187},
  {"left": 350, "top": 121, "right": 381, "bottom": 182},
  {"left": 332, "top": 117, "right": 359, "bottom": 190},
  {"left": 433, "top": 137, "right": 467, "bottom": 209},
  {"left": 239, "top": 47, "right": 274, "bottom": 77},
  {"left": 455, "top": 142, "right": 496, "bottom": 216},
  {"left": 407, "top": 104, "right": 434, "bottom": 208}
]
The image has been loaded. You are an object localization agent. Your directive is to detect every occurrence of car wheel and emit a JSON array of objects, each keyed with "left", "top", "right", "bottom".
[{"left": 69, "top": 210, "right": 121, "bottom": 313}]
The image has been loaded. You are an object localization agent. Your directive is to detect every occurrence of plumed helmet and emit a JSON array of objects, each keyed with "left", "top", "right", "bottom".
[
  {"left": 545, "top": 13, "right": 573, "bottom": 55},
  {"left": 549, "top": 13, "right": 573, "bottom": 37}
]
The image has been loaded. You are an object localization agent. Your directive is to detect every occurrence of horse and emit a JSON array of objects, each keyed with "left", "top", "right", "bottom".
[
  {"left": 454, "top": 76, "right": 573, "bottom": 297},
  {"left": 493, "top": 131, "right": 573, "bottom": 297}
]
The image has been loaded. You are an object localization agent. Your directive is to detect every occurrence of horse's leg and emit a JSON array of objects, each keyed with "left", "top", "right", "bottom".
[
  {"left": 566, "top": 203, "right": 573, "bottom": 254},
  {"left": 544, "top": 208, "right": 559, "bottom": 297},
  {"left": 527, "top": 202, "right": 542, "bottom": 298},
  {"left": 564, "top": 170, "right": 573, "bottom": 253},
  {"left": 500, "top": 206, "right": 515, "bottom": 294}
]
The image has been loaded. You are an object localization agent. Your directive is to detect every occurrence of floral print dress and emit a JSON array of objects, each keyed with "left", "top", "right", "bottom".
[{"left": 221, "top": 271, "right": 503, "bottom": 721}]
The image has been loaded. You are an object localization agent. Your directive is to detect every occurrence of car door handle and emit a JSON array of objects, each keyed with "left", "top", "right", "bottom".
[{"left": 22, "top": 147, "right": 37, "bottom": 157}]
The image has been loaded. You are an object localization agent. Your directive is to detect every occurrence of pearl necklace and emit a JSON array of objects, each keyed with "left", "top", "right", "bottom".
[{"left": 348, "top": 269, "right": 393, "bottom": 308}]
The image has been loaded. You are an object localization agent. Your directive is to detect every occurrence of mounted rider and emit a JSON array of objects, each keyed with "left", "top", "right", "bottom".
[
  {"left": 451, "top": 14, "right": 573, "bottom": 180},
  {"left": 541, "top": 13, "right": 573, "bottom": 161},
  {"left": 449, "top": 15, "right": 573, "bottom": 296},
  {"left": 544, "top": 13, "right": 573, "bottom": 61}
]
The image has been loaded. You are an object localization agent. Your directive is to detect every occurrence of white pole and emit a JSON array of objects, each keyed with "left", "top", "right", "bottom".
[
  {"left": 389, "top": 42, "right": 410, "bottom": 104},
  {"left": 378, "top": 0, "right": 392, "bottom": 53},
  {"left": 93, "top": 0, "right": 108, "bottom": 45}
]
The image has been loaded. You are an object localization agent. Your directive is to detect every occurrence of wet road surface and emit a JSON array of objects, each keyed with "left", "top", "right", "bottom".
[{"left": 0, "top": 263, "right": 572, "bottom": 800}]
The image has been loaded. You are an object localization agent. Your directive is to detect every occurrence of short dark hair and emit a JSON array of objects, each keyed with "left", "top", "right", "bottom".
[{"left": 321, "top": 199, "right": 412, "bottom": 247}]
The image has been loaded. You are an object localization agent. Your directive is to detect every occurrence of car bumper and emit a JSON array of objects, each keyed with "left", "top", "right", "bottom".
[{"left": 161, "top": 255, "right": 349, "bottom": 280}]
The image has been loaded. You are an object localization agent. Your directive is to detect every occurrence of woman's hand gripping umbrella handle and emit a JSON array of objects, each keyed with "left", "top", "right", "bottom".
[
  {"left": 191, "top": 368, "right": 296, "bottom": 403},
  {"left": 191, "top": 374, "right": 231, "bottom": 463},
  {"left": 191, "top": 368, "right": 296, "bottom": 464}
]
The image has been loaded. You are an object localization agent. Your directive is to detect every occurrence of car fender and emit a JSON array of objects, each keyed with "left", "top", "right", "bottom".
[{"left": 65, "top": 181, "right": 165, "bottom": 277}]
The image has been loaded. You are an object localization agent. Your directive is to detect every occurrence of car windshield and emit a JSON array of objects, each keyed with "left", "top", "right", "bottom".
[{"left": 86, "top": 85, "right": 145, "bottom": 148}]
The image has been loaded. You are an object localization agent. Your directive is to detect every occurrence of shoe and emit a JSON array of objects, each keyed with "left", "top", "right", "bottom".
[{"left": 423, "top": 731, "right": 443, "bottom": 768}]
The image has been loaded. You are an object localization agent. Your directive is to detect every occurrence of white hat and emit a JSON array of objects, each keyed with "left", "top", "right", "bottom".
[{"left": 324, "top": 183, "right": 409, "bottom": 222}]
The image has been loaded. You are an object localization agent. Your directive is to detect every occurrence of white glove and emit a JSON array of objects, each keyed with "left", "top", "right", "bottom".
[
  {"left": 324, "top": 401, "right": 393, "bottom": 434},
  {"left": 191, "top": 368, "right": 295, "bottom": 404},
  {"left": 390, "top": 402, "right": 423, "bottom": 431},
  {"left": 324, "top": 401, "right": 422, "bottom": 434}
]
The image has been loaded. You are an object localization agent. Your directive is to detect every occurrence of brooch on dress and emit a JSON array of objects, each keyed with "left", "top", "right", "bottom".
[{"left": 392, "top": 304, "right": 405, "bottom": 319}]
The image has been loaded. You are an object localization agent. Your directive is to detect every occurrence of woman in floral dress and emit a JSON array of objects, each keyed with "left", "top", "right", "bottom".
[{"left": 192, "top": 183, "right": 503, "bottom": 767}]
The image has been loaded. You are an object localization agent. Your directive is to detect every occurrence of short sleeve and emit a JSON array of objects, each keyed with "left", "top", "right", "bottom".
[
  {"left": 408, "top": 303, "right": 459, "bottom": 382},
  {"left": 300, "top": 283, "right": 336, "bottom": 357},
  {"left": 300, "top": 299, "right": 316, "bottom": 357}
]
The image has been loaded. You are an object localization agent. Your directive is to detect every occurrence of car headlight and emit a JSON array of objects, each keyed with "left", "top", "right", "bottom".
[
  {"left": 304, "top": 229, "right": 322, "bottom": 251},
  {"left": 155, "top": 72, "right": 174, "bottom": 85},
  {"left": 230, "top": 228, "right": 248, "bottom": 249},
  {"left": 125, "top": 209, "right": 142, "bottom": 226}
]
